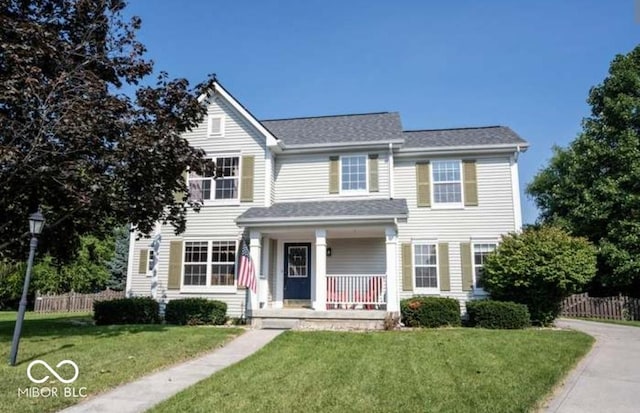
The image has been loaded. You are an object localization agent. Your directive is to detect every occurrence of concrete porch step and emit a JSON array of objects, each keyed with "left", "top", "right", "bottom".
[
  {"left": 260, "top": 318, "right": 300, "bottom": 330},
  {"left": 249, "top": 308, "right": 389, "bottom": 330}
]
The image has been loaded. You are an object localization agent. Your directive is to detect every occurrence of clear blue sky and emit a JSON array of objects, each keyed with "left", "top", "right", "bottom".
[{"left": 125, "top": 0, "right": 638, "bottom": 224}]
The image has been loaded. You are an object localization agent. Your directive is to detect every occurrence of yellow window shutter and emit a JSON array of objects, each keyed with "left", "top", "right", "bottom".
[
  {"left": 138, "top": 249, "right": 148, "bottom": 275},
  {"left": 401, "top": 243, "right": 414, "bottom": 291},
  {"left": 438, "top": 243, "right": 450, "bottom": 291},
  {"left": 416, "top": 162, "right": 431, "bottom": 207},
  {"left": 463, "top": 160, "right": 478, "bottom": 206},
  {"left": 329, "top": 156, "right": 339, "bottom": 194},
  {"left": 240, "top": 156, "right": 255, "bottom": 202},
  {"left": 174, "top": 171, "right": 188, "bottom": 203},
  {"left": 368, "top": 154, "right": 379, "bottom": 192},
  {"left": 167, "top": 241, "right": 183, "bottom": 290},
  {"left": 461, "top": 242, "right": 473, "bottom": 291}
]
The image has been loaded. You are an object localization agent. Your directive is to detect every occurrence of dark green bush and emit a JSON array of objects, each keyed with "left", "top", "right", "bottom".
[
  {"left": 483, "top": 226, "right": 596, "bottom": 325},
  {"left": 466, "top": 300, "right": 530, "bottom": 329},
  {"left": 93, "top": 297, "right": 160, "bottom": 325},
  {"left": 401, "top": 296, "right": 461, "bottom": 328},
  {"left": 165, "top": 298, "right": 227, "bottom": 325}
]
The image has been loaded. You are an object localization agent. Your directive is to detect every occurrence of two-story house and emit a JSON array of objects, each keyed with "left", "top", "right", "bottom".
[{"left": 125, "top": 81, "right": 528, "bottom": 328}]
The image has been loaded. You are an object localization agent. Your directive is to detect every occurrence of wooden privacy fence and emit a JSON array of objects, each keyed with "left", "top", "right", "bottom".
[
  {"left": 561, "top": 293, "right": 640, "bottom": 321},
  {"left": 34, "top": 289, "right": 124, "bottom": 313}
]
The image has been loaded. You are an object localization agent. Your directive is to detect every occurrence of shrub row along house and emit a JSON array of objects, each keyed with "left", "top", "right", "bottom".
[{"left": 125, "top": 81, "right": 528, "bottom": 328}]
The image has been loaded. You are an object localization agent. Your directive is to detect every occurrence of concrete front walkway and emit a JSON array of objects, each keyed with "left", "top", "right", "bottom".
[
  {"left": 545, "top": 319, "right": 640, "bottom": 413},
  {"left": 60, "top": 328, "right": 284, "bottom": 413}
]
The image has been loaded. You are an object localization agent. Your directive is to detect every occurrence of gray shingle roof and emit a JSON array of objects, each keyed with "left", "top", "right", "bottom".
[
  {"left": 261, "top": 112, "right": 403, "bottom": 146},
  {"left": 403, "top": 126, "right": 527, "bottom": 148},
  {"left": 237, "top": 199, "right": 408, "bottom": 223}
]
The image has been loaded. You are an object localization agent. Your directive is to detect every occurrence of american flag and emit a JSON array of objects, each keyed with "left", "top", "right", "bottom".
[{"left": 237, "top": 239, "right": 256, "bottom": 293}]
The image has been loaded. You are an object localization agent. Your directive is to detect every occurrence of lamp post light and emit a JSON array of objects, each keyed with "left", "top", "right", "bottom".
[{"left": 9, "top": 210, "right": 45, "bottom": 366}]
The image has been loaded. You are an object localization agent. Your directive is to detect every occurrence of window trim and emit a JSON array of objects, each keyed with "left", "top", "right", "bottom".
[
  {"left": 471, "top": 241, "right": 498, "bottom": 294},
  {"left": 412, "top": 240, "right": 440, "bottom": 294},
  {"left": 207, "top": 115, "right": 225, "bottom": 137},
  {"left": 339, "top": 154, "right": 369, "bottom": 195},
  {"left": 431, "top": 159, "right": 464, "bottom": 209},
  {"left": 180, "top": 239, "right": 239, "bottom": 293},
  {"left": 187, "top": 154, "right": 241, "bottom": 206}
]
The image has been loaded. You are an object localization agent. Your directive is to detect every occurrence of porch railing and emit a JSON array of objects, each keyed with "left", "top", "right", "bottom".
[{"left": 326, "top": 274, "right": 386, "bottom": 310}]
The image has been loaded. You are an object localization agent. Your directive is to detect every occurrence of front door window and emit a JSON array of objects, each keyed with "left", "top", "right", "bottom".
[{"left": 287, "top": 246, "right": 308, "bottom": 278}]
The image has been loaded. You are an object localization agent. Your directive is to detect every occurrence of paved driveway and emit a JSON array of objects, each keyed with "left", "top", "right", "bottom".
[{"left": 545, "top": 319, "right": 640, "bottom": 413}]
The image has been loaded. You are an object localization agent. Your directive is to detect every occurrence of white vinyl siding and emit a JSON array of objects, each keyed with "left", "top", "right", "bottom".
[
  {"left": 127, "top": 95, "right": 266, "bottom": 316},
  {"left": 274, "top": 152, "right": 390, "bottom": 201},
  {"left": 326, "top": 238, "right": 386, "bottom": 275},
  {"left": 395, "top": 156, "right": 517, "bottom": 311}
]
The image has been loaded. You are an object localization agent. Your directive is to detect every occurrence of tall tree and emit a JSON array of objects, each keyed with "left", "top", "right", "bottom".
[
  {"left": 528, "top": 45, "right": 640, "bottom": 295},
  {"left": 0, "top": 0, "right": 215, "bottom": 261}
]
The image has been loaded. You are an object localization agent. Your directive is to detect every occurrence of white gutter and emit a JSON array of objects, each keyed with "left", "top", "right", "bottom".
[
  {"left": 236, "top": 217, "right": 406, "bottom": 228},
  {"left": 511, "top": 145, "right": 523, "bottom": 231},
  {"left": 395, "top": 144, "right": 529, "bottom": 157},
  {"left": 236, "top": 214, "right": 407, "bottom": 225}
]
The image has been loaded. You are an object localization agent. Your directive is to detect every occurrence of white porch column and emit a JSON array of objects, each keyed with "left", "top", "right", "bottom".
[
  {"left": 385, "top": 227, "right": 399, "bottom": 312},
  {"left": 249, "top": 231, "right": 262, "bottom": 311},
  {"left": 314, "top": 229, "right": 327, "bottom": 310}
]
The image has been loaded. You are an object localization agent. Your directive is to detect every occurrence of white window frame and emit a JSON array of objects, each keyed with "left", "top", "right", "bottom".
[
  {"left": 413, "top": 240, "right": 439, "bottom": 294},
  {"left": 207, "top": 115, "right": 225, "bottom": 137},
  {"left": 431, "top": 159, "right": 464, "bottom": 209},
  {"left": 187, "top": 154, "right": 241, "bottom": 206},
  {"left": 146, "top": 249, "right": 155, "bottom": 277},
  {"left": 180, "top": 239, "right": 239, "bottom": 293},
  {"left": 471, "top": 241, "right": 498, "bottom": 295},
  {"left": 339, "top": 154, "right": 368, "bottom": 195}
]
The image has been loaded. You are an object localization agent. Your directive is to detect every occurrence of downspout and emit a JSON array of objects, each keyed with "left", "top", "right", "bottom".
[
  {"left": 388, "top": 143, "right": 395, "bottom": 199},
  {"left": 511, "top": 145, "right": 523, "bottom": 231}
]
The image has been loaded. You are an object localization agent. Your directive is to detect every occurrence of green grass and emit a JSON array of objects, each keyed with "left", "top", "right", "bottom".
[
  {"left": 573, "top": 317, "right": 640, "bottom": 327},
  {"left": 151, "top": 329, "right": 593, "bottom": 413},
  {"left": 0, "top": 311, "right": 243, "bottom": 413}
]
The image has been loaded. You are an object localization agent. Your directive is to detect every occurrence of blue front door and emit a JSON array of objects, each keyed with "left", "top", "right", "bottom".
[{"left": 284, "top": 243, "right": 311, "bottom": 300}]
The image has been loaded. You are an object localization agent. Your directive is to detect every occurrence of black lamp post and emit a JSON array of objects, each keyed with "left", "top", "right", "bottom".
[{"left": 9, "top": 210, "right": 45, "bottom": 366}]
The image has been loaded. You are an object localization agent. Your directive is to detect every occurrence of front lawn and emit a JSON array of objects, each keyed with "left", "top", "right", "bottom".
[
  {"left": 151, "top": 329, "right": 593, "bottom": 413},
  {"left": 0, "top": 311, "right": 243, "bottom": 413}
]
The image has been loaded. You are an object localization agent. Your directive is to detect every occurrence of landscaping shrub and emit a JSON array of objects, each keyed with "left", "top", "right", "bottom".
[
  {"left": 93, "top": 297, "right": 160, "bottom": 325},
  {"left": 400, "top": 296, "right": 461, "bottom": 327},
  {"left": 466, "top": 300, "right": 530, "bottom": 329},
  {"left": 165, "top": 298, "right": 227, "bottom": 325},
  {"left": 483, "top": 226, "right": 596, "bottom": 326}
]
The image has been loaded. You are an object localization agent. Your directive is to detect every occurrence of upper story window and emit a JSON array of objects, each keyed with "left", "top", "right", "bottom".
[
  {"left": 341, "top": 155, "right": 367, "bottom": 192},
  {"left": 473, "top": 243, "right": 496, "bottom": 290},
  {"left": 208, "top": 115, "right": 225, "bottom": 137},
  {"left": 188, "top": 156, "right": 239, "bottom": 203},
  {"left": 432, "top": 160, "right": 462, "bottom": 206}
]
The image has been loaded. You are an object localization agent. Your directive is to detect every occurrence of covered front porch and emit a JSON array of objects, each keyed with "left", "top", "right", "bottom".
[{"left": 236, "top": 199, "right": 408, "bottom": 324}]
